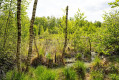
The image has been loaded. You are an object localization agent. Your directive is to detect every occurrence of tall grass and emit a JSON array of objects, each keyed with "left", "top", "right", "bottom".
[
  {"left": 5, "top": 69, "right": 26, "bottom": 80},
  {"left": 74, "top": 61, "right": 86, "bottom": 80},
  {"left": 34, "top": 66, "right": 56, "bottom": 80},
  {"left": 5, "top": 66, "right": 57, "bottom": 80},
  {"left": 63, "top": 67, "right": 77, "bottom": 80}
]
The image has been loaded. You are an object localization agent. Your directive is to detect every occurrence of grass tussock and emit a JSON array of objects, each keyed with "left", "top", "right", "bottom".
[
  {"left": 74, "top": 61, "right": 86, "bottom": 80},
  {"left": 5, "top": 66, "right": 57, "bottom": 80},
  {"left": 63, "top": 67, "right": 77, "bottom": 80}
]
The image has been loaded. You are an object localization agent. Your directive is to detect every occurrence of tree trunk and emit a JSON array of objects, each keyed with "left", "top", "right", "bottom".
[
  {"left": 88, "top": 38, "right": 91, "bottom": 56},
  {"left": 26, "top": 0, "right": 38, "bottom": 71},
  {"left": 16, "top": 0, "right": 21, "bottom": 72},
  {"left": 62, "top": 6, "right": 68, "bottom": 62}
]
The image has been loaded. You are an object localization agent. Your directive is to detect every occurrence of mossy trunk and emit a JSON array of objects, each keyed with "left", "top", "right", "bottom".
[
  {"left": 62, "top": 6, "right": 68, "bottom": 62},
  {"left": 16, "top": 0, "right": 21, "bottom": 72},
  {"left": 26, "top": 0, "right": 38, "bottom": 71}
]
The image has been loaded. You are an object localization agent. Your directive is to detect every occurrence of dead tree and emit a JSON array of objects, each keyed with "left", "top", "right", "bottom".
[{"left": 62, "top": 6, "right": 68, "bottom": 62}]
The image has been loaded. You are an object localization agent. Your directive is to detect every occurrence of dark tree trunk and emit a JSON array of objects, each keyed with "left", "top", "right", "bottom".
[
  {"left": 62, "top": 6, "right": 68, "bottom": 62},
  {"left": 16, "top": 0, "right": 21, "bottom": 72},
  {"left": 89, "top": 38, "right": 91, "bottom": 56},
  {"left": 26, "top": 0, "right": 38, "bottom": 71},
  {"left": 55, "top": 53, "right": 56, "bottom": 63}
]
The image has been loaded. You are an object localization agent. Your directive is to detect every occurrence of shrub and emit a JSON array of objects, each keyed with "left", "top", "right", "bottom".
[
  {"left": 109, "top": 74, "right": 119, "bottom": 80},
  {"left": 63, "top": 67, "right": 77, "bottom": 80},
  {"left": 92, "top": 56, "right": 101, "bottom": 68},
  {"left": 34, "top": 66, "right": 56, "bottom": 80},
  {"left": 76, "top": 53, "right": 82, "bottom": 60},
  {"left": 84, "top": 49, "right": 91, "bottom": 61},
  {"left": 108, "top": 64, "right": 119, "bottom": 74},
  {"left": 5, "top": 70, "right": 26, "bottom": 80},
  {"left": 34, "top": 66, "right": 46, "bottom": 77},
  {"left": 74, "top": 61, "right": 86, "bottom": 80},
  {"left": 90, "top": 70, "right": 104, "bottom": 80},
  {"left": 46, "top": 52, "right": 52, "bottom": 60},
  {"left": 39, "top": 69, "right": 56, "bottom": 80}
]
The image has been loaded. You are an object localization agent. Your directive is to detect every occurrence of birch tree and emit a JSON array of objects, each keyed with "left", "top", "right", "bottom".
[{"left": 26, "top": 0, "right": 38, "bottom": 71}]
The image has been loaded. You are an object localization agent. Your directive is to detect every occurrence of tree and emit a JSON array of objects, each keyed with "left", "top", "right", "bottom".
[
  {"left": 103, "top": 10, "right": 119, "bottom": 54},
  {"left": 108, "top": 0, "right": 119, "bottom": 8},
  {"left": 26, "top": 0, "right": 38, "bottom": 71},
  {"left": 16, "top": 0, "right": 22, "bottom": 72},
  {"left": 94, "top": 21, "right": 101, "bottom": 27},
  {"left": 62, "top": 6, "right": 68, "bottom": 62},
  {"left": 74, "top": 9, "right": 86, "bottom": 27}
]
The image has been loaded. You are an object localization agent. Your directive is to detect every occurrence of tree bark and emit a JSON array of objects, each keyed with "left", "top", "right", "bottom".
[
  {"left": 16, "top": 0, "right": 21, "bottom": 72},
  {"left": 88, "top": 38, "right": 91, "bottom": 56},
  {"left": 26, "top": 0, "right": 38, "bottom": 71},
  {"left": 62, "top": 6, "right": 68, "bottom": 61}
]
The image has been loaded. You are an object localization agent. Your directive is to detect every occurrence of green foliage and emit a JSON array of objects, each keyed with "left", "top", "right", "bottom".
[
  {"left": 46, "top": 52, "right": 52, "bottom": 60},
  {"left": 5, "top": 69, "right": 26, "bottom": 80},
  {"left": 109, "top": 74, "right": 119, "bottom": 80},
  {"left": 93, "top": 56, "right": 101, "bottom": 67},
  {"left": 74, "top": 61, "right": 86, "bottom": 80},
  {"left": 39, "top": 48, "right": 44, "bottom": 56},
  {"left": 38, "top": 69, "right": 56, "bottom": 80},
  {"left": 94, "top": 21, "right": 101, "bottom": 27},
  {"left": 108, "top": 0, "right": 119, "bottom": 8},
  {"left": 74, "top": 9, "right": 86, "bottom": 27},
  {"left": 90, "top": 70, "right": 104, "bottom": 80},
  {"left": 108, "top": 64, "right": 119, "bottom": 74},
  {"left": 2, "top": 1, "right": 119, "bottom": 79},
  {"left": 33, "top": 25, "right": 39, "bottom": 36},
  {"left": 34, "top": 66, "right": 56, "bottom": 80},
  {"left": 5, "top": 66, "right": 57, "bottom": 80},
  {"left": 76, "top": 53, "right": 82, "bottom": 60},
  {"left": 102, "top": 10, "right": 119, "bottom": 55},
  {"left": 42, "top": 28, "right": 49, "bottom": 38},
  {"left": 39, "top": 25, "right": 44, "bottom": 35},
  {"left": 63, "top": 67, "right": 77, "bottom": 80}
]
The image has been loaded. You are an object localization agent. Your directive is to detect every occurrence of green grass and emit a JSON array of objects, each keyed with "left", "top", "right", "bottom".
[
  {"left": 74, "top": 61, "right": 86, "bottom": 80},
  {"left": 63, "top": 67, "right": 77, "bottom": 80},
  {"left": 5, "top": 66, "right": 57, "bottom": 80}
]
